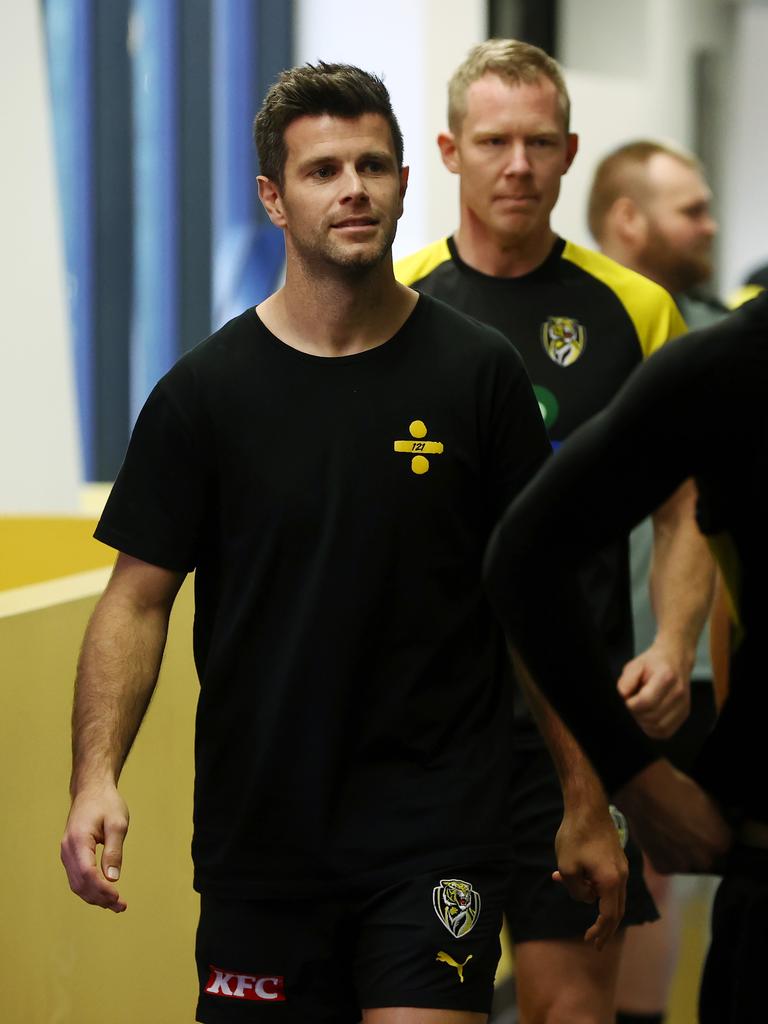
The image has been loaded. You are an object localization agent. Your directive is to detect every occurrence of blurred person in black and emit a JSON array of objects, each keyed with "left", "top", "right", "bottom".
[
  {"left": 484, "top": 296, "right": 768, "bottom": 1024},
  {"left": 588, "top": 139, "right": 727, "bottom": 1024}
]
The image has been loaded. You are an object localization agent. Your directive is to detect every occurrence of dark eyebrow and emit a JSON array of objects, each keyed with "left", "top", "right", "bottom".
[
  {"left": 358, "top": 149, "right": 395, "bottom": 165},
  {"left": 296, "top": 149, "right": 396, "bottom": 174},
  {"left": 296, "top": 153, "right": 339, "bottom": 174}
]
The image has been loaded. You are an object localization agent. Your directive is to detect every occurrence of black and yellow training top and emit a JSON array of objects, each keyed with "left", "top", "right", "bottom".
[
  {"left": 396, "top": 236, "right": 686, "bottom": 711},
  {"left": 396, "top": 235, "right": 685, "bottom": 443}
]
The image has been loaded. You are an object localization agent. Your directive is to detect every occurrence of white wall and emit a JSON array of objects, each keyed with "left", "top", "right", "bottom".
[
  {"left": 554, "top": 0, "right": 731, "bottom": 250},
  {"left": 6, "top": 0, "right": 766, "bottom": 514},
  {"left": 556, "top": 0, "right": 768, "bottom": 295},
  {"left": 719, "top": 3, "right": 768, "bottom": 293},
  {"left": 298, "top": 0, "right": 762, "bottom": 292},
  {"left": 295, "top": 0, "right": 486, "bottom": 258},
  {"left": 0, "top": 2, "right": 81, "bottom": 512}
]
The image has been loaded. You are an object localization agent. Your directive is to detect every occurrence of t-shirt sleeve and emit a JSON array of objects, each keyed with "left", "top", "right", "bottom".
[
  {"left": 94, "top": 370, "right": 213, "bottom": 572},
  {"left": 641, "top": 290, "right": 688, "bottom": 358}
]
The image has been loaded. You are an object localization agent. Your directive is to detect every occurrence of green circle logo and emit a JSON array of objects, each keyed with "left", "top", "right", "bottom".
[{"left": 533, "top": 385, "right": 559, "bottom": 429}]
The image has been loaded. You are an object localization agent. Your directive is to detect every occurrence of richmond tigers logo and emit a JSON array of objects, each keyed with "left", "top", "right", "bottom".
[
  {"left": 433, "top": 878, "right": 481, "bottom": 938},
  {"left": 541, "top": 315, "right": 587, "bottom": 366}
]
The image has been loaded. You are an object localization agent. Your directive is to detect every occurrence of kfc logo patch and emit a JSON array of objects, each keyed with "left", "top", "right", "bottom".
[{"left": 205, "top": 966, "right": 285, "bottom": 1001}]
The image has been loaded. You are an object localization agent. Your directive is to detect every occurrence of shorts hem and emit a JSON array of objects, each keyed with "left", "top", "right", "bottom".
[
  {"left": 512, "top": 907, "right": 659, "bottom": 944},
  {"left": 360, "top": 991, "right": 492, "bottom": 1015}
]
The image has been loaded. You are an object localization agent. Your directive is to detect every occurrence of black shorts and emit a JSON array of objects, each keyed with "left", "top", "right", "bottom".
[
  {"left": 699, "top": 844, "right": 768, "bottom": 1023},
  {"left": 195, "top": 862, "right": 511, "bottom": 1023},
  {"left": 505, "top": 747, "right": 658, "bottom": 943}
]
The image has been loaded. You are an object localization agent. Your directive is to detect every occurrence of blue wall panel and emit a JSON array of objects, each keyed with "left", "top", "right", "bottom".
[
  {"left": 130, "top": 0, "right": 180, "bottom": 420},
  {"left": 44, "top": 0, "right": 292, "bottom": 476},
  {"left": 43, "top": 0, "right": 95, "bottom": 478}
]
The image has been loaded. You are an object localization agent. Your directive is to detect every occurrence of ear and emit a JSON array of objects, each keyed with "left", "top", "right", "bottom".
[
  {"left": 397, "top": 165, "right": 409, "bottom": 219},
  {"left": 437, "top": 131, "right": 461, "bottom": 174},
  {"left": 563, "top": 133, "right": 579, "bottom": 174},
  {"left": 611, "top": 195, "right": 646, "bottom": 245},
  {"left": 257, "top": 175, "right": 287, "bottom": 229}
]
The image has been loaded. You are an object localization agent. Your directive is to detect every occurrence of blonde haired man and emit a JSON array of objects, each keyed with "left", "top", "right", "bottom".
[{"left": 397, "top": 40, "right": 713, "bottom": 1024}]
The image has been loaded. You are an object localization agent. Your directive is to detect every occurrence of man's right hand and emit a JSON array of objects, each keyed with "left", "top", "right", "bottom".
[
  {"left": 61, "top": 785, "right": 130, "bottom": 912},
  {"left": 614, "top": 759, "right": 732, "bottom": 875}
]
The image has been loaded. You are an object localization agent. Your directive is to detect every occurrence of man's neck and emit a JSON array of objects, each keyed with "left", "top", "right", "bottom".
[
  {"left": 454, "top": 220, "right": 558, "bottom": 278},
  {"left": 600, "top": 240, "right": 672, "bottom": 293},
  {"left": 257, "top": 258, "right": 417, "bottom": 358}
]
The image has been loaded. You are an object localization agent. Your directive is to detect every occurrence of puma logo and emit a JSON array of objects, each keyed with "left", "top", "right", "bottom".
[{"left": 436, "top": 951, "right": 473, "bottom": 983}]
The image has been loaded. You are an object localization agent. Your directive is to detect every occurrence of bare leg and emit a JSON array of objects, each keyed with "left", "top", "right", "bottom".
[
  {"left": 514, "top": 932, "right": 625, "bottom": 1024},
  {"left": 616, "top": 854, "right": 679, "bottom": 1016}
]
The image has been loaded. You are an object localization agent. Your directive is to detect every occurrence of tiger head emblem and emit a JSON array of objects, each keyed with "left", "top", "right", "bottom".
[
  {"left": 541, "top": 315, "right": 586, "bottom": 366},
  {"left": 432, "top": 878, "right": 481, "bottom": 938}
]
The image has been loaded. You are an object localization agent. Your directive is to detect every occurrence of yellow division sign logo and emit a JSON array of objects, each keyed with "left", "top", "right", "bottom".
[
  {"left": 394, "top": 420, "right": 444, "bottom": 475},
  {"left": 541, "top": 316, "right": 586, "bottom": 366}
]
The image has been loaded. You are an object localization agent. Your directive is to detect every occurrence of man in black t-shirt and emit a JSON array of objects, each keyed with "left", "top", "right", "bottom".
[
  {"left": 397, "top": 40, "right": 713, "bottom": 1024},
  {"left": 59, "top": 63, "right": 632, "bottom": 1024},
  {"left": 485, "top": 298, "right": 766, "bottom": 1023}
]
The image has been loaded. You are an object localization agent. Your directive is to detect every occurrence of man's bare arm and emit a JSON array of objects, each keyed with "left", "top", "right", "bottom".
[
  {"left": 60, "top": 553, "right": 185, "bottom": 912},
  {"left": 618, "top": 480, "right": 715, "bottom": 738},
  {"left": 709, "top": 570, "right": 731, "bottom": 711},
  {"left": 512, "top": 651, "right": 627, "bottom": 949},
  {"left": 614, "top": 760, "right": 731, "bottom": 874}
]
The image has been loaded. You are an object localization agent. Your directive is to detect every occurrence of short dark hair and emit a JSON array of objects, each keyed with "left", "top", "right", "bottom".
[{"left": 253, "top": 62, "right": 404, "bottom": 187}]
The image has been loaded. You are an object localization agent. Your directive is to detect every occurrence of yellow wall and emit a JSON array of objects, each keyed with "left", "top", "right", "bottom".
[
  {"left": 0, "top": 516, "right": 113, "bottom": 589},
  {"left": 1, "top": 571, "right": 199, "bottom": 1023}
]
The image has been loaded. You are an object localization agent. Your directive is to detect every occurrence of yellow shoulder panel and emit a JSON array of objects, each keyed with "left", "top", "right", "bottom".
[
  {"left": 394, "top": 238, "right": 452, "bottom": 286},
  {"left": 727, "top": 283, "right": 764, "bottom": 310},
  {"left": 562, "top": 240, "right": 687, "bottom": 358}
]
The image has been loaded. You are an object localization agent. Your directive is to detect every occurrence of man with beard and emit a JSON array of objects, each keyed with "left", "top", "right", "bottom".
[
  {"left": 588, "top": 140, "right": 726, "bottom": 1024},
  {"left": 59, "top": 61, "right": 631, "bottom": 1024},
  {"left": 396, "top": 40, "right": 714, "bottom": 1024},
  {"left": 588, "top": 141, "right": 725, "bottom": 329}
]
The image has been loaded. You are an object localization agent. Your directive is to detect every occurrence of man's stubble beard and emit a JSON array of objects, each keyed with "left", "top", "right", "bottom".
[
  {"left": 642, "top": 222, "right": 714, "bottom": 294},
  {"left": 288, "top": 211, "right": 399, "bottom": 277}
]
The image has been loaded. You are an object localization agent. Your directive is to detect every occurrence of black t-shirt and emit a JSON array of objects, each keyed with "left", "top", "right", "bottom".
[
  {"left": 96, "top": 294, "right": 551, "bottom": 897},
  {"left": 396, "top": 237, "right": 686, "bottom": 741},
  {"left": 485, "top": 294, "right": 768, "bottom": 815}
]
